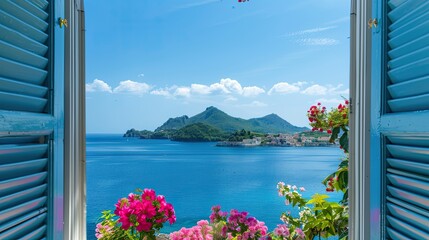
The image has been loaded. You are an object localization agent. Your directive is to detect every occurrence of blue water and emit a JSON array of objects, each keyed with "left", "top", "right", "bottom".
[{"left": 86, "top": 134, "right": 343, "bottom": 239}]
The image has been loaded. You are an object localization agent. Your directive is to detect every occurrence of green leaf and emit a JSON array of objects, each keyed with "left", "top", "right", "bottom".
[
  {"left": 340, "top": 131, "right": 349, "bottom": 152},
  {"left": 308, "top": 194, "right": 329, "bottom": 205},
  {"left": 330, "top": 127, "right": 340, "bottom": 143}
]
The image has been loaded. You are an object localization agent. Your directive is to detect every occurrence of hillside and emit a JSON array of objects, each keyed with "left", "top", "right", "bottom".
[
  {"left": 170, "top": 123, "right": 228, "bottom": 142},
  {"left": 156, "top": 106, "right": 308, "bottom": 134}
]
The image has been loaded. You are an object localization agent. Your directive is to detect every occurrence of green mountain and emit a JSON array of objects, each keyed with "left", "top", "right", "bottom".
[
  {"left": 170, "top": 123, "right": 228, "bottom": 142},
  {"left": 156, "top": 106, "right": 308, "bottom": 134}
]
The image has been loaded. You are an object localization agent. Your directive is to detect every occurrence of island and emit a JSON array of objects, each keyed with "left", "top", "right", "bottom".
[{"left": 123, "top": 106, "right": 336, "bottom": 147}]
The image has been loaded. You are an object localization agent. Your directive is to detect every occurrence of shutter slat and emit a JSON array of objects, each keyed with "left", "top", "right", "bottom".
[
  {"left": 387, "top": 203, "right": 429, "bottom": 233},
  {"left": 0, "top": 9, "right": 48, "bottom": 43},
  {"left": 13, "top": 0, "right": 48, "bottom": 21},
  {"left": 0, "top": 111, "right": 55, "bottom": 137},
  {"left": 0, "top": 136, "right": 40, "bottom": 145},
  {"left": 388, "top": 0, "right": 429, "bottom": 29},
  {"left": 0, "top": 1, "right": 48, "bottom": 32},
  {"left": 0, "top": 212, "right": 46, "bottom": 239},
  {"left": 388, "top": 46, "right": 429, "bottom": 69},
  {"left": 388, "top": 93, "right": 429, "bottom": 112},
  {"left": 0, "top": 57, "right": 47, "bottom": 85},
  {"left": 0, "top": 206, "right": 46, "bottom": 233},
  {"left": 388, "top": 34, "right": 429, "bottom": 61},
  {"left": 0, "top": 184, "right": 47, "bottom": 210},
  {"left": 387, "top": 158, "right": 429, "bottom": 176},
  {"left": 387, "top": 173, "right": 429, "bottom": 196},
  {"left": 387, "top": 197, "right": 429, "bottom": 218},
  {"left": 29, "top": 0, "right": 48, "bottom": 10},
  {"left": 0, "top": 196, "right": 47, "bottom": 226},
  {"left": 0, "top": 91, "right": 47, "bottom": 113},
  {"left": 387, "top": 186, "right": 429, "bottom": 210},
  {"left": 0, "top": 158, "right": 47, "bottom": 181},
  {"left": 387, "top": 227, "right": 410, "bottom": 240},
  {"left": 386, "top": 144, "right": 429, "bottom": 163},
  {"left": 387, "top": 76, "right": 429, "bottom": 99},
  {"left": 20, "top": 224, "right": 46, "bottom": 239},
  {"left": 388, "top": 0, "right": 408, "bottom": 9},
  {"left": 0, "top": 24, "right": 47, "bottom": 56},
  {"left": 0, "top": 172, "right": 47, "bottom": 197},
  {"left": 389, "top": 9, "right": 429, "bottom": 37},
  {"left": 386, "top": 216, "right": 428, "bottom": 240},
  {"left": 0, "top": 144, "right": 47, "bottom": 164},
  {"left": 0, "top": 39, "right": 48, "bottom": 68},
  {"left": 0, "top": 77, "right": 47, "bottom": 98},
  {"left": 388, "top": 135, "right": 429, "bottom": 147},
  {"left": 387, "top": 168, "right": 428, "bottom": 184},
  {"left": 387, "top": 57, "right": 429, "bottom": 84}
]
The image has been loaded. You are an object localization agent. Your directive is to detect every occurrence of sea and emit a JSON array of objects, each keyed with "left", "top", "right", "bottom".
[{"left": 86, "top": 134, "right": 343, "bottom": 239}]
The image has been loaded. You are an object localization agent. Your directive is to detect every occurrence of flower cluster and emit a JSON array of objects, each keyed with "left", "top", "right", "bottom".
[
  {"left": 307, "top": 100, "right": 349, "bottom": 138},
  {"left": 209, "top": 205, "right": 228, "bottom": 223},
  {"left": 277, "top": 182, "right": 306, "bottom": 208},
  {"left": 275, "top": 181, "right": 349, "bottom": 240},
  {"left": 325, "top": 176, "right": 338, "bottom": 192},
  {"left": 170, "top": 206, "right": 268, "bottom": 240},
  {"left": 95, "top": 222, "right": 112, "bottom": 239},
  {"left": 169, "top": 220, "right": 213, "bottom": 240},
  {"left": 115, "top": 189, "right": 176, "bottom": 232},
  {"left": 96, "top": 188, "right": 176, "bottom": 240},
  {"left": 221, "top": 209, "right": 268, "bottom": 240}
]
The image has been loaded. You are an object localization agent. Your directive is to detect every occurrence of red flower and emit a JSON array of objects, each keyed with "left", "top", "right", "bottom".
[{"left": 327, "top": 129, "right": 332, "bottom": 134}]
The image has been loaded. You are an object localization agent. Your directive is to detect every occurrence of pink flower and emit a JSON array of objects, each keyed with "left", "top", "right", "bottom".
[
  {"left": 299, "top": 187, "right": 306, "bottom": 192},
  {"left": 295, "top": 228, "right": 305, "bottom": 239},
  {"left": 273, "top": 224, "right": 290, "bottom": 237},
  {"left": 142, "top": 188, "right": 156, "bottom": 201}
]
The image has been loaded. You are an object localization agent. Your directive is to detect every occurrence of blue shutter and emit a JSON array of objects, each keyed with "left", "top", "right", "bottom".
[
  {"left": 372, "top": 0, "right": 429, "bottom": 239},
  {"left": 0, "top": 0, "right": 64, "bottom": 239}
]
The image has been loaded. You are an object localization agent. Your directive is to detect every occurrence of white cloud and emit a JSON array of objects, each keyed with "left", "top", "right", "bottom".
[
  {"left": 301, "top": 84, "right": 328, "bottom": 95},
  {"left": 220, "top": 78, "right": 243, "bottom": 94},
  {"left": 152, "top": 78, "right": 265, "bottom": 98},
  {"left": 86, "top": 79, "right": 112, "bottom": 93},
  {"left": 297, "top": 38, "right": 339, "bottom": 46},
  {"left": 208, "top": 82, "right": 229, "bottom": 94},
  {"left": 150, "top": 89, "right": 171, "bottom": 97},
  {"left": 174, "top": 87, "right": 191, "bottom": 98},
  {"left": 268, "top": 82, "right": 300, "bottom": 95},
  {"left": 289, "top": 26, "right": 337, "bottom": 36},
  {"left": 191, "top": 84, "right": 212, "bottom": 95},
  {"left": 113, "top": 80, "right": 151, "bottom": 95},
  {"left": 293, "top": 81, "right": 308, "bottom": 87},
  {"left": 137, "top": 73, "right": 145, "bottom": 77},
  {"left": 327, "top": 84, "right": 349, "bottom": 95},
  {"left": 242, "top": 86, "right": 265, "bottom": 97}
]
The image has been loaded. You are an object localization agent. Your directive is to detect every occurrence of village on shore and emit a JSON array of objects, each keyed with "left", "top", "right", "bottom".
[{"left": 217, "top": 133, "right": 336, "bottom": 147}]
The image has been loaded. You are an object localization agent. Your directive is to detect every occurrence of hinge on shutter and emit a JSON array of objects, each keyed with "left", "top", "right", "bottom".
[
  {"left": 349, "top": 97, "right": 353, "bottom": 114},
  {"left": 59, "top": 17, "right": 68, "bottom": 28},
  {"left": 368, "top": 18, "right": 378, "bottom": 29}
]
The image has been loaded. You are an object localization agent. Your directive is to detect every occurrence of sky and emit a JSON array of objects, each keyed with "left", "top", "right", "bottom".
[{"left": 85, "top": 0, "right": 350, "bottom": 133}]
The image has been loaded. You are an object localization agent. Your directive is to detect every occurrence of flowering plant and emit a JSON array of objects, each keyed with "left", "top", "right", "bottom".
[
  {"left": 169, "top": 220, "right": 213, "bottom": 240},
  {"left": 96, "top": 188, "right": 176, "bottom": 240},
  {"left": 170, "top": 205, "right": 268, "bottom": 240},
  {"left": 307, "top": 100, "right": 349, "bottom": 204},
  {"left": 274, "top": 182, "right": 348, "bottom": 240}
]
